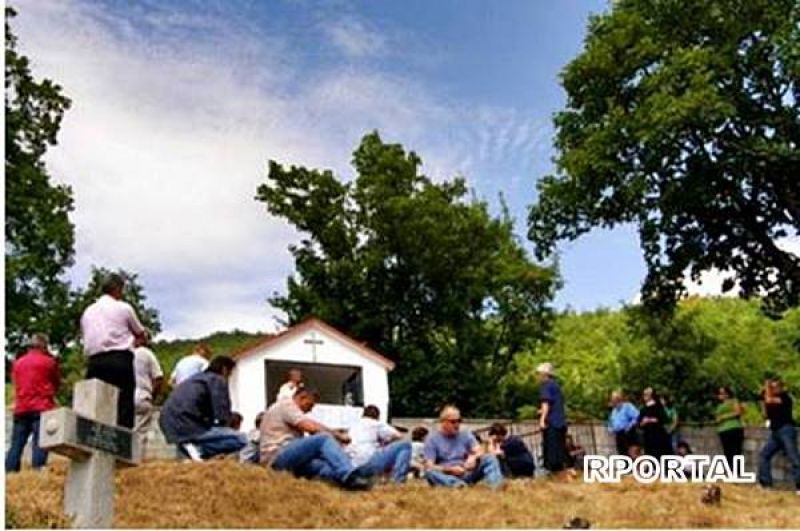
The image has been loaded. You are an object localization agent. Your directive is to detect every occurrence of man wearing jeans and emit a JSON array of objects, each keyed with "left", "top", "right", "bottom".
[
  {"left": 159, "top": 356, "right": 246, "bottom": 461},
  {"left": 260, "top": 388, "right": 373, "bottom": 490},
  {"left": 346, "top": 404, "right": 411, "bottom": 483},
  {"left": 537, "top": 362, "right": 568, "bottom": 478},
  {"left": 423, "top": 405, "right": 503, "bottom": 488},
  {"left": 758, "top": 376, "right": 800, "bottom": 495},
  {"left": 5, "top": 334, "right": 60, "bottom": 472}
]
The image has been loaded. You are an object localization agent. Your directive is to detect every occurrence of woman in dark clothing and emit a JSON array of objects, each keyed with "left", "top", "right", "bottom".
[
  {"left": 638, "top": 387, "right": 673, "bottom": 459},
  {"left": 488, "top": 423, "right": 535, "bottom": 477}
]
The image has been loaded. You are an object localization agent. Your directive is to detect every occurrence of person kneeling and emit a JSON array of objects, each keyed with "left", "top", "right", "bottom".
[
  {"left": 159, "top": 356, "right": 247, "bottom": 461},
  {"left": 259, "top": 387, "right": 374, "bottom": 490},
  {"left": 423, "top": 405, "right": 503, "bottom": 489}
]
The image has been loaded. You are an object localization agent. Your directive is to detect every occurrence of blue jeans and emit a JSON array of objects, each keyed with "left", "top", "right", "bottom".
[
  {"left": 5, "top": 412, "right": 48, "bottom": 472},
  {"left": 758, "top": 424, "right": 800, "bottom": 488},
  {"left": 187, "top": 427, "right": 247, "bottom": 459},
  {"left": 359, "top": 441, "right": 412, "bottom": 483},
  {"left": 271, "top": 434, "right": 355, "bottom": 484},
  {"left": 426, "top": 454, "right": 504, "bottom": 488}
]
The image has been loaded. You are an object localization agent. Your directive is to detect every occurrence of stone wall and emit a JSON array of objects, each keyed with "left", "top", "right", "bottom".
[{"left": 5, "top": 410, "right": 795, "bottom": 483}]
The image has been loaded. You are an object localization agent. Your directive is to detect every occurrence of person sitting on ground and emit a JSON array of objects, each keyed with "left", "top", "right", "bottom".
[
  {"left": 260, "top": 387, "right": 374, "bottom": 490},
  {"left": 346, "top": 405, "right": 411, "bottom": 484},
  {"left": 423, "top": 405, "right": 503, "bottom": 488},
  {"left": 159, "top": 356, "right": 247, "bottom": 461},
  {"left": 170, "top": 343, "right": 212, "bottom": 387},
  {"left": 276, "top": 368, "right": 304, "bottom": 401},
  {"left": 240, "top": 412, "right": 264, "bottom": 464},
  {"left": 487, "top": 423, "right": 535, "bottom": 478},
  {"left": 409, "top": 426, "right": 429, "bottom": 478},
  {"left": 564, "top": 434, "right": 586, "bottom": 473},
  {"left": 676, "top": 441, "right": 695, "bottom": 476}
]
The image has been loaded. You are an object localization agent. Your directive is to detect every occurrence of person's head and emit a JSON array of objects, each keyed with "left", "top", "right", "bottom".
[
  {"left": 438, "top": 405, "right": 462, "bottom": 437},
  {"left": 254, "top": 411, "right": 265, "bottom": 429},
  {"left": 488, "top": 422, "right": 508, "bottom": 443},
  {"left": 288, "top": 369, "right": 303, "bottom": 384},
  {"left": 362, "top": 404, "right": 380, "bottom": 420},
  {"left": 627, "top": 443, "right": 642, "bottom": 459},
  {"left": 766, "top": 376, "right": 783, "bottom": 394},
  {"left": 229, "top": 412, "right": 243, "bottom": 431},
  {"left": 536, "top": 362, "right": 555, "bottom": 383},
  {"left": 717, "top": 386, "right": 734, "bottom": 402},
  {"left": 676, "top": 441, "right": 692, "bottom": 456},
  {"left": 661, "top": 394, "right": 673, "bottom": 407},
  {"left": 293, "top": 387, "right": 320, "bottom": 413},
  {"left": 29, "top": 333, "right": 49, "bottom": 351},
  {"left": 206, "top": 356, "right": 236, "bottom": 381},
  {"left": 101, "top": 273, "right": 126, "bottom": 300},
  {"left": 194, "top": 343, "right": 212, "bottom": 359},
  {"left": 411, "top": 426, "right": 429, "bottom": 442},
  {"left": 609, "top": 390, "right": 625, "bottom": 407},
  {"left": 642, "top": 387, "right": 657, "bottom": 403},
  {"left": 134, "top": 329, "right": 151, "bottom": 348}
]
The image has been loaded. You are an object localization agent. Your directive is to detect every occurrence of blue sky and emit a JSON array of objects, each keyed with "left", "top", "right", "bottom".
[{"left": 15, "top": 0, "right": 654, "bottom": 338}]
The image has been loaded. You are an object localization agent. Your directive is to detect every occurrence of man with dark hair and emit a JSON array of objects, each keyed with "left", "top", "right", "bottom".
[
  {"left": 487, "top": 423, "right": 535, "bottom": 478},
  {"left": 5, "top": 334, "right": 60, "bottom": 472},
  {"left": 758, "top": 376, "right": 800, "bottom": 495},
  {"left": 159, "top": 356, "right": 246, "bottom": 461},
  {"left": 80, "top": 273, "right": 148, "bottom": 428},
  {"left": 260, "top": 387, "right": 374, "bottom": 490},
  {"left": 346, "top": 405, "right": 411, "bottom": 484}
]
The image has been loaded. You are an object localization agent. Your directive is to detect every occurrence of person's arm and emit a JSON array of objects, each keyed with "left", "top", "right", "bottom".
[
  {"left": 124, "top": 304, "right": 147, "bottom": 342},
  {"left": 463, "top": 437, "right": 484, "bottom": 470},
  {"left": 668, "top": 409, "right": 679, "bottom": 432},
  {"left": 624, "top": 404, "right": 639, "bottom": 431},
  {"left": 293, "top": 417, "right": 350, "bottom": 444},
  {"left": 377, "top": 423, "right": 403, "bottom": 445},
  {"left": 209, "top": 376, "right": 233, "bottom": 427}
]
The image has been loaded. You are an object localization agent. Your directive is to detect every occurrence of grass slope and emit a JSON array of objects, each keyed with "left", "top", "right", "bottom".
[{"left": 5, "top": 460, "right": 800, "bottom": 528}]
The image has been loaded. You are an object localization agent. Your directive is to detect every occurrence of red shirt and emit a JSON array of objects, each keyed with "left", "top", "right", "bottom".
[{"left": 12, "top": 348, "right": 60, "bottom": 414}]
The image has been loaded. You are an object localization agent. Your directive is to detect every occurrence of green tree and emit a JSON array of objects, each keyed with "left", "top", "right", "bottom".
[
  {"left": 528, "top": 0, "right": 800, "bottom": 315},
  {"left": 257, "top": 132, "right": 559, "bottom": 416},
  {"left": 5, "top": 7, "right": 75, "bottom": 353}
]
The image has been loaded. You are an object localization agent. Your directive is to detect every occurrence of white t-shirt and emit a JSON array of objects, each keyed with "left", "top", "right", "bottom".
[
  {"left": 80, "top": 295, "right": 146, "bottom": 355},
  {"left": 276, "top": 382, "right": 299, "bottom": 401},
  {"left": 346, "top": 417, "right": 400, "bottom": 467},
  {"left": 170, "top": 354, "right": 209, "bottom": 386},
  {"left": 133, "top": 346, "right": 163, "bottom": 406}
]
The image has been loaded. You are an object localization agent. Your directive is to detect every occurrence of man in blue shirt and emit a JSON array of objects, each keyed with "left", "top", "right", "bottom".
[
  {"left": 608, "top": 390, "right": 640, "bottom": 456},
  {"left": 159, "top": 356, "right": 247, "bottom": 461},
  {"left": 537, "top": 362, "right": 568, "bottom": 476},
  {"left": 423, "top": 405, "right": 503, "bottom": 488}
]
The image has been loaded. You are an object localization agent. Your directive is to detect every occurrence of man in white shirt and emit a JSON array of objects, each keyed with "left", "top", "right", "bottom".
[
  {"left": 347, "top": 405, "right": 411, "bottom": 484},
  {"left": 170, "top": 344, "right": 211, "bottom": 387},
  {"left": 80, "top": 273, "right": 148, "bottom": 428},
  {"left": 133, "top": 333, "right": 163, "bottom": 456},
  {"left": 276, "top": 368, "right": 303, "bottom": 401}
]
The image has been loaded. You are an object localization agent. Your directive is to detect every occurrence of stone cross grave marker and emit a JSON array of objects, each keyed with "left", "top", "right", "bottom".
[{"left": 39, "top": 379, "right": 141, "bottom": 528}]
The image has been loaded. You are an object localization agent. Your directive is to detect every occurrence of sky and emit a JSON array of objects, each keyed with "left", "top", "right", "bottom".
[{"left": 12, "top": 0, "right": 704, "bottom": 339}]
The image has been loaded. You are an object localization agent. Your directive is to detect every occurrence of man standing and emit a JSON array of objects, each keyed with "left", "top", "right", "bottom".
[
  {"left": 276, "top": 368, "right": 303, "bottom": 401},
  {"left": 5, "top": 334, "right": 60, "bottom": 472},
  {"left": 346, "top": 405, "right": 411, "bottom": 484},
  {"left": 537, "top": 362, "right": 568, "bottom": 477},
  {"left": 260, "top": 387, "right": 374, "bottom": 490},
  {"left": 133, "top": 333, "right": 163, "bottom": 456},
  {"left": 758, "top": 376, "right": 800, "bottom": 495},
  {"left": 159, "top": 356, "right": 247, "bottom": 461},
  {"left": 423, "top": 405, "right": 503, "bottom": 488},
  {"left": 170, "top": 343, "right": 211, "bottom": 387},
  {"left": 80, "top": 273, "right": 147, "bottom": 428},
  {"left": 608, "top": 390, "right": 640, "bottom": 456}
]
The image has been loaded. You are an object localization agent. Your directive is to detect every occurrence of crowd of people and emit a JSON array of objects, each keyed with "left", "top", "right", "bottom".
[{"left": 5, "top": 273, "right": 800, "bottom": 496}]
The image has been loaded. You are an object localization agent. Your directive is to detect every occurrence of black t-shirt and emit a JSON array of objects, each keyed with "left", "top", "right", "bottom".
[
  {"left": 763, "top": 391, "right": 794, "bottom": 430},
  {"left": 501, "top": 435, "right": 535, "bottom": 477}
]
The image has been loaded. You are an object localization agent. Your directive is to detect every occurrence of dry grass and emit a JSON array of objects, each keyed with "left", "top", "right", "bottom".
[{"left": 5, "top": 460, "right": 800, "bottom": 528}]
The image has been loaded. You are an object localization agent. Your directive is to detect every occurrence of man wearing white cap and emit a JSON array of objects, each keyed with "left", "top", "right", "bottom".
[{"left": 536, "top": 362, "right": 568, "bottom": 477}]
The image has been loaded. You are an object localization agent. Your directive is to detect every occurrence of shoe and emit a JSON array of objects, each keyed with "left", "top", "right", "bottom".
[
  {"left": 342, "top": 470, "right": 374, "bottom": 491},
  {"left": 182, "top": 443, "right": 203, "bottom": 462}
]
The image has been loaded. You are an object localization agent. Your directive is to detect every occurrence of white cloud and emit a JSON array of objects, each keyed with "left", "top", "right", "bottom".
[
  {"left": 13, "top": 0, "right": 548, "bottom": 338},
  {"left": 324, "top": 16, "right": 386, "bottom": 59}
]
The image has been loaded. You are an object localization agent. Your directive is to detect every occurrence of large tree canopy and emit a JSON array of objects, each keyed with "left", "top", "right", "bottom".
[
  {"left": 5, "top": 7, "right": 76, "bottom": 353},
  {"left": 257, "top": 132, "right": 558, "bottom": 416},
  {"left": 528, "top": 0, "right": 799, "bottom": 315}
]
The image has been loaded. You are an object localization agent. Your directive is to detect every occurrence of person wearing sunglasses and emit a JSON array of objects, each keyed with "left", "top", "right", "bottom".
[{"left": 423, "top": 405, "right": 504, "bottom": 488}]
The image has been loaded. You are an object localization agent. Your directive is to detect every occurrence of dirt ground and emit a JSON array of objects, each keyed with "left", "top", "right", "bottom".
[{"left": 5, "top": 460, "right": 800, "bottom": 528}]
